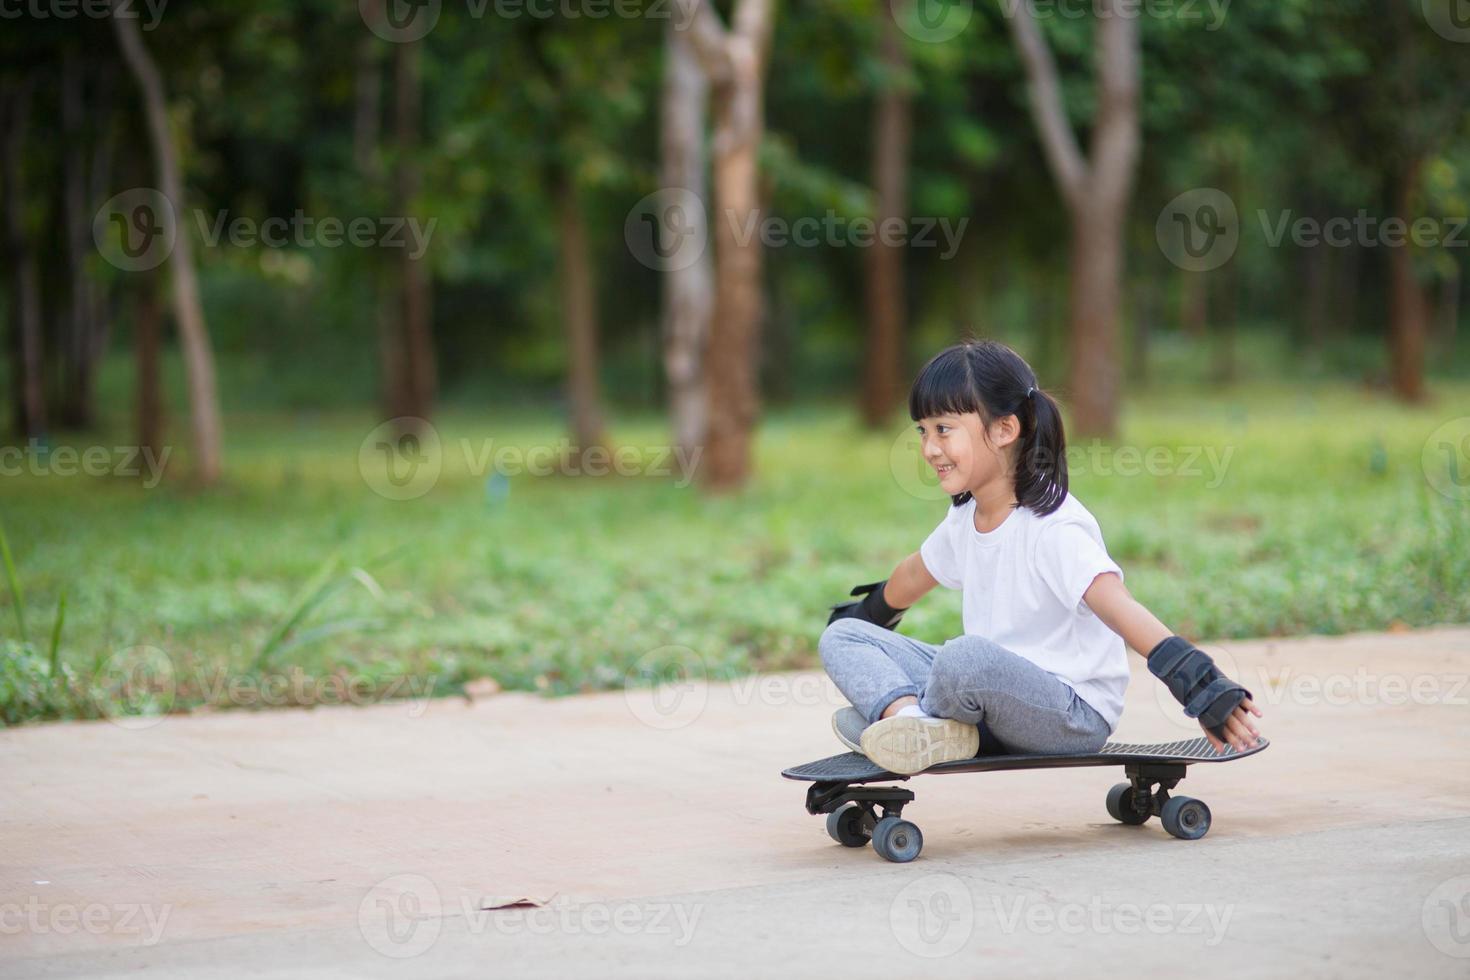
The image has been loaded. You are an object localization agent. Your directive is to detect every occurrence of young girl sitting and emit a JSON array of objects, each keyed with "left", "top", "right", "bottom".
[{"left": 821, "top": 340, "right": 1262, "bottom": 775}]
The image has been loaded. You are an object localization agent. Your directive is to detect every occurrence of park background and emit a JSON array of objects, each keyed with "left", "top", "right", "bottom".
[{"left": 2, "top": 0, "right": 1468, "bottom": 725}]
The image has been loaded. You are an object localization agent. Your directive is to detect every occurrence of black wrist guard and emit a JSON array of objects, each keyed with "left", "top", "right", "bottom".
[
  {"left": 1147, "top": 636, "right": 1252, "bottom": 740},
  {"left": 827, "top": 580, "right": 906, "bottom": 629}
]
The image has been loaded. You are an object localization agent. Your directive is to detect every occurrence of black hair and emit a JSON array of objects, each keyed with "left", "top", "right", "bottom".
[{"left": 907, "top": 339, "right": 1068, "bottom": 515}]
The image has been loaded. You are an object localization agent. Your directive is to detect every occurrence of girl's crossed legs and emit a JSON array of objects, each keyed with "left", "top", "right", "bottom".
[{"left": 818, "top": 617, "right": 1110, "bottom": 757}]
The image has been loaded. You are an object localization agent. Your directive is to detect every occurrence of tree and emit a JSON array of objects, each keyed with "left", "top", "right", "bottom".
[
  {"left": 660, "top": 21, "right": 714, "bottom": 456},
  {"left": 389, "top": 37, "right": 437, "bottom": 422},
  {"left": 113, "top": 4, "right": 224, "bottom": 483},
  {"left": 0, "top": 74, "right": 46, "bottom": 439},
  {"left": 680, "top": 0, "right": 777, "bottom": 491},
  {"left": 861, "top": 0, "right": 913, "bottom": 428},
  {"left": 1005, "top": 0, "right": 1139, "bottom": 437}
]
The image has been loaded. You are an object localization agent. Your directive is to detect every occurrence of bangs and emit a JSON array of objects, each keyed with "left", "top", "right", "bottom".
[{"left": 908, "top": 347, "right": 983, "bottom": 421}]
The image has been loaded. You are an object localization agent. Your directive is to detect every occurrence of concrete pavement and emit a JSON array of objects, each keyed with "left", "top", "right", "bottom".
[{"left": 3, "top": 627, "right": 1468, "bottom": 977}]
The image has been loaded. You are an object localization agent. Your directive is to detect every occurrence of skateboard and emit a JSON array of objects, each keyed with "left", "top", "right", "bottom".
[{"left": 782, "top": 736, "right": 1270, "bottom": 863}]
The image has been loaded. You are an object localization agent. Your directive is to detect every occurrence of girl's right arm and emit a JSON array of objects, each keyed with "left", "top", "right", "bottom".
[{"left": 882, "top": 551, "right": 939, "bottom": 609}]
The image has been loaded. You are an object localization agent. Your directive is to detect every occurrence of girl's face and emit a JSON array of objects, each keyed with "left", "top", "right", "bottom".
[{"left": 915, "top": 411, "right": 1020, "bottom": 498}]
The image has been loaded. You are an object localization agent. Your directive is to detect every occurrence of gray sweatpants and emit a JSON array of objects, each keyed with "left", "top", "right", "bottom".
[{"left": 818, "top": 618, "right": 1111, "bottom": 755}]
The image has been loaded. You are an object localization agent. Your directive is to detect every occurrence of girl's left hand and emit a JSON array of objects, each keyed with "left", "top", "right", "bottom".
[{"left": 1202, "top": 697, "right": 1263, "bottom": 754}]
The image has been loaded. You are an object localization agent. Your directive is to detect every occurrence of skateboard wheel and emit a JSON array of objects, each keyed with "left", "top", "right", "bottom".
[
  {"left": 872, "top": 816, "right": 923, "bottom": 863},
  {"left": 1159, "top": 796, "right": 1211, "bottom": 840},
  {"left": 826, "top": 803, "right": 872, "bottom": 847},
  {"left": 1105, "top": 782, "right": 1149, "bottom": 825}
]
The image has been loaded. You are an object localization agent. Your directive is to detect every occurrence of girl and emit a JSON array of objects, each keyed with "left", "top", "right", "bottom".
[{"left": 821, "top": 340, "right": 1262, "bottom": 775}]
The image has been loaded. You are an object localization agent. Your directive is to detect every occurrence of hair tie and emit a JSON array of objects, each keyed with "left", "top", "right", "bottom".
[{"left": 1026, "top": 386, "right": 1036, "bottom": 399}]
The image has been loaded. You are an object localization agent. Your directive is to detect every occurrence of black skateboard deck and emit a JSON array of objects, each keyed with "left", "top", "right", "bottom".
[{"left": 782, "top": 736, "right": 1269, "bottom": 863}]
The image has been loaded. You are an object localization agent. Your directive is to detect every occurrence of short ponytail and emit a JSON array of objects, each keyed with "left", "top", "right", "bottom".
[
  {"left": 1014, "top": 386, "right": 1068, "bottom": 515},
  {"left": 908, "top": 339, "right": 1069, "bottom": 516}
]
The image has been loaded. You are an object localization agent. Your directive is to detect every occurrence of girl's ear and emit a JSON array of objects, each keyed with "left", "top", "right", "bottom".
[{"left": 992, "top": 413, "right": 1021, "bottom": 449}]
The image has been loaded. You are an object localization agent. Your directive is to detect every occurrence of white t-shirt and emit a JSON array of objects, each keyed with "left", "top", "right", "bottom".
[{"left": 919, "top": 493, "right": 1129, "bottom": 731}]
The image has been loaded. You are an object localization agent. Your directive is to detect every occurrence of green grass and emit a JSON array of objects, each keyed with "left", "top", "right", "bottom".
[{"left": 2, "top": 379, "right": 1468, "bottom": 725}]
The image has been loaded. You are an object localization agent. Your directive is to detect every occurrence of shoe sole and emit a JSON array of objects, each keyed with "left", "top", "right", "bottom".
[{"left": 860, "top": 715, "right": 980, "bottom": 775}]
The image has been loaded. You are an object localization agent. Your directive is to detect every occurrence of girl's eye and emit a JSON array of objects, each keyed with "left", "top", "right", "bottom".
[{"left": 936, "top": 425, "right": 950, "bottom": 435}]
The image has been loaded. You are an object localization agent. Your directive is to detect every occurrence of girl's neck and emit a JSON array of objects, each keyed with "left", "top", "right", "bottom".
[{"left": 969, "top": 478, "right": 1019, "bottom": 533}]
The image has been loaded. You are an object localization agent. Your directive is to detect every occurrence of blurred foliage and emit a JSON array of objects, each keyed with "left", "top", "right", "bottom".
[{"left": 2, "top": 376, "right": 1467, "bottom": 724}]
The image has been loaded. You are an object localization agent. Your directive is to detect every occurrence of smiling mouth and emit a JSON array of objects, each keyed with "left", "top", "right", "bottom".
[{"left": 933, "top": 463, "right": 955, "bottom": 477}]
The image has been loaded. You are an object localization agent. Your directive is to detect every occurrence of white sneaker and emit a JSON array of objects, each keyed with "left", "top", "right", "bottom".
[{"left": 859, "top": 714, "right": 980, "bottom": 775}]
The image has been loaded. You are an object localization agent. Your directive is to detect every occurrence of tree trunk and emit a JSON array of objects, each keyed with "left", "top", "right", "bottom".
[
  {"left": 660, "top": 21, "right": 713, "bottom": 456},
  {"left": 1, "top": 77, "right": 48, "bottom": 439},
  {"left": 683, "top": 0, "right": 775, "bottom": 492},
  {"left": 1066, "top": 201, "right": 1124, "bottom": 435},
  {"left": 1302, "top": 237, "right": 1329, "bottom": 352},
  {"left": 135, "top": 273, "right": 164, "bottom": 463},
  {"left": 557, "top": 177, "right": 607, "bottom": 454},
  {"left": 703, "top": 72, "right": 766, "bottom": 489},
  {"left": 113, "top": 6, "right": 223, "bottom": 483},
  {"left": 392, "top": 38, "right": 436, "bottom": 422},
  {"left": 1007, "top": 0, "right": 1138, "bottom": 439},
  {"left": 61, "top": 51, "right": 103, "bottom": 429},
  {"left": 1387, "top": 159, "right": 1428, "bottom": 402},
  {"left": 861, "top": 0, "right": 912, "bottom": 429}
]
